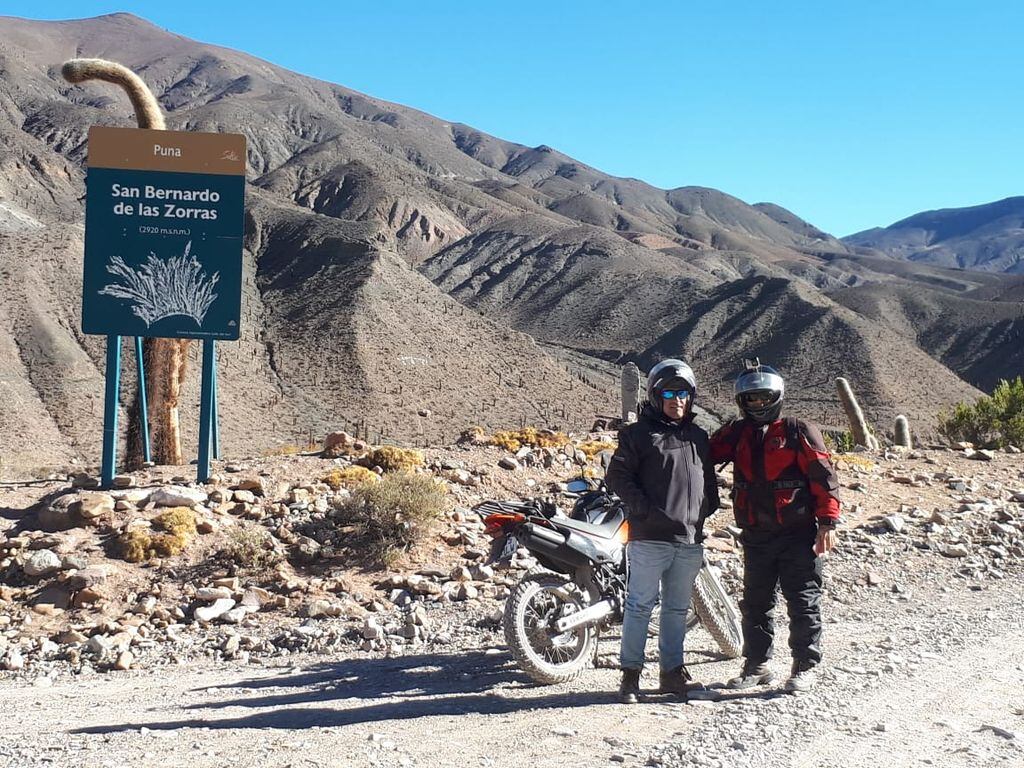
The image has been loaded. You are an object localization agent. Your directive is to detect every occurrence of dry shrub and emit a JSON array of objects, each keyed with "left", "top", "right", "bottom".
[
  {"left": 364, "top": 446, "right": 425, "bottom": 473},
  {"left": 154, "top": 507, "right": 197, "bottom": 537},
  {"left": 322, "top": 466, "right": 380, "bottom": 490},
  {"left": 457, "top": 426, "right": 487, "bottom": 445},
  {"left": 577, "top": 440, "right": 614, "bottom": 459},
  {"left": 260, "top": 444, "right": 304, "bottom": 457},
  {"left": 222, "top": 525, "right": 283, "bottom": 573},
  {"left": 488, "top": 428, "right": 569, "bottom": 452},
  {"left": 334, "top": 473, "right": 447, "bottom": 565},
  {"left": 115, "top": 507, "right": 196, "bottom": 563}
]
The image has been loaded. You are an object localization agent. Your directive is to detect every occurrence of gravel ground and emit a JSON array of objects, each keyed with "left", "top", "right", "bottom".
[{"left": 2, "top": 531, "right": 1021, "bottom": 768}]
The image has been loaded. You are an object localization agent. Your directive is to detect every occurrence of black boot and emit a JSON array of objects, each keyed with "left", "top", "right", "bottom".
[
  {"left": 619, "top": 668, "right": 641, "bottom": 704},
  {"left": 726, "top": 659, "right": 775, "bottom": 690}
]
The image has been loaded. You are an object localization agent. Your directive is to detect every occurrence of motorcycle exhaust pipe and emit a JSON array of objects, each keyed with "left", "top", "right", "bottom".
[{"left": 553, "top": 598, "right": 616, "bottom": 634}]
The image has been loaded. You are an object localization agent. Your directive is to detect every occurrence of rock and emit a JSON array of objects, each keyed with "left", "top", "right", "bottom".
[
  {"left": 980, "top": 724, "right": 1018, "bottom": 740},
  {"left": 61, "top": 554, "right": 88, "bottom": 571},
  {"left": 38, "top": 494, "right": 84, "bottom": 531},
  {"left": 112, "top": 475, "right": 134, "bottom": 489},
  {"left": 86, "top": 635, "right": 114, "bottom": 658},
  {"left": 221, "top": 607, "right": 249, "bottom": 624},
  {"left": 965, "top": 449, "right": 995, "bottom": 461},
  {"left": 882, "top": 514, "right": 906, "bottom": 534},
  {"left": 498, "top": 457, "right": 520, "bottom": 471},
  {"left": 195, "top": 587, "right": 233, "bottom": 602},
  {"left": 941, "top": 544, "right": 971, "bottom": 558},
  {"left": 75, "top": 493, "right": 115, "bottom": 521},
  {"left": 241, "top": 587, "right": 274, "bottom": 610},
  {"left": 194, "top": 598, "right": 236, "bottom": 623},
  {"left": 114, "top": 651, "right": 134, "bottom": 671},
  {"left": 72, "top": 587, "right": 106, "bottom": 607},
  {"left": 233, "top": 490, "right": 257, "bottom": 504},
  {"left": 2, "top": 649, "right": 25, "bottom": 671},
  {"left": 66, "top": 567, "right": 108, "bottom": 591},
  {"left": 71, "top": 473, "right": 100, "bottom": 489},
  {"left": 23, "top": 549, "right": 62, "bottom": 577},
  {"left": 306, "top": 599, "right": 344, "bottom": 618},
  {"left": 323, "top": 431, "right": 359, "bottom": 457},
  {"left": 149, "top": 487, "right": 207, "bottom": 507},
  {"left": 362, "top": 617, "right": 384, "bottom": 641}
]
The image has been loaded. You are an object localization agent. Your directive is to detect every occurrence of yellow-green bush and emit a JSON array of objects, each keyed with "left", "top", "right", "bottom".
[
  {"left": 334, "top": 472, "right": 447, "bottom": 565},
  {"left": 322, "top": 465, "right": 380, "bottom": 490},
  {"left": 364, "top": 445, "right": 425, "bottom": 473},
  {"left": 488, "top": 428, "right": 569, "bottom": 452},
  {"left": 115, "top": 507, "right": 196, "bottom": 563}
]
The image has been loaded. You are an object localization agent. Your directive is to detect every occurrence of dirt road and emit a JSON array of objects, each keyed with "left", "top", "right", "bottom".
[{"left": 3, "top": 558, "right": 1021, "bottom": 768}]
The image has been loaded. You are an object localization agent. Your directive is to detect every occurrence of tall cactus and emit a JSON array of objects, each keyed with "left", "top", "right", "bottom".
[
  {"left": 894, "top": 414, "right": 912, "bottom": 449},
  {"left": 621, "top": 362, "right": 642, "bottom": 423},
  {"left": 63, "top": 59, "right": 188, "bottom": 466},
  {"left": 835, "top": 377, "right": 878, "bottom": 449}
]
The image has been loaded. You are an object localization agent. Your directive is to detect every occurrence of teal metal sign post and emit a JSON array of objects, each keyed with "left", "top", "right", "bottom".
[{"left": 84, "top": 127, "right": 246, "bottom": 486}]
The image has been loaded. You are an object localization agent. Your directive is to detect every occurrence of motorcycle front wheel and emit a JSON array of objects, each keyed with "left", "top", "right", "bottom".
[
  {"left": 691, "top": 564, "right": 743, "bottom": 658},
  {"left": 503, "top": 570, "right": 598, "bottom": 685}
]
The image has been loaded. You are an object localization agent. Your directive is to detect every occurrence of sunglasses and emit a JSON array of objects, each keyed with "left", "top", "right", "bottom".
[
  {"left": 660, "top": 389, "right": 691, "bottom": 400},
  {"left": 741, "top": 392, "right": 774, "bottom": 404}
]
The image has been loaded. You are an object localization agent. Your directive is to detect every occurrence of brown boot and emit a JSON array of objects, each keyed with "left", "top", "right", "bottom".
[{"left": 657, "top": 664, "right": 695, "bottom": 696}]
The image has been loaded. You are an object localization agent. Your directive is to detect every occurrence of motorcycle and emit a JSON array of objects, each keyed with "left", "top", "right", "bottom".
[{"left": 474, "top": 477, "right": 742, "bottom": 685}]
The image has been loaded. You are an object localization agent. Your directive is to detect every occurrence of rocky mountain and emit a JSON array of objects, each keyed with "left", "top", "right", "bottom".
[
  {"left": 0, "top": 12, "right": 1017, "bottom": 474},
  {"left": 844, "top": 197, "right": 1024, "bottom": 273}
]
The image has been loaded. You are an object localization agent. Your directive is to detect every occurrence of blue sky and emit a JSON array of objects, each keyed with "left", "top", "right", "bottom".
[{"left": 7, "top": 1, "right": 1023, "bottom": 236}]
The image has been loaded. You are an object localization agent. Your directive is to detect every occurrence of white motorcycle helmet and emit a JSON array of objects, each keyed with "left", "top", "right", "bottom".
[{"left": 646, "top": 359, "right": 697, "bottom": 410}]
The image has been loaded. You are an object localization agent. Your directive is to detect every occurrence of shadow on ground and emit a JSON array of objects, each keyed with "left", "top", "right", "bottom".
[{"left": 70, "top": 648, "right": 627, "bottom": 734}]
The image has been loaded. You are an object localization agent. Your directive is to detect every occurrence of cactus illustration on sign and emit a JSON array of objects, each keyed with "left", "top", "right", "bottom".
[{"left": 99, "top": 241, "right": 219, "bottom": 327}]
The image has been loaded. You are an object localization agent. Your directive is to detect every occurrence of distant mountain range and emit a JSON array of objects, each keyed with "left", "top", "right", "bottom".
[
  {"left": 844, "top": 197, "right": 1024, "bottom": 273},
  {"left": 0, "top": 12, "right": 1021, "bottom": 473}
]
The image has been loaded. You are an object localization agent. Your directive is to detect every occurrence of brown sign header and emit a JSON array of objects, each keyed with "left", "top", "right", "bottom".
[{"left": 88, "top": 126, "right": 246, "bottom": 176}]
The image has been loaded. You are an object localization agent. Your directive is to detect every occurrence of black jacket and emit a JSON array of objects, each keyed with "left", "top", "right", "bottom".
[{"left": 605, "top": 405, "right": 720, "bottom": 544}]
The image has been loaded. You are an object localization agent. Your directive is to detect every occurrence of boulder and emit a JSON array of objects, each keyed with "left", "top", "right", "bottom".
[
  {"left": 194, "top": 598, "right": 236, "bottom": 623},
  {"left": 149, "top": 486, "right": 208, "bottom": 507},
  {"left": 23, "top": 549, "right": 62, "bottom": 577}
]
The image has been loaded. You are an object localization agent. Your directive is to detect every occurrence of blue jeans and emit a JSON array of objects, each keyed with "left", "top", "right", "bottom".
[{"left": 620, "top": 539, "right": 703, "bottom": 672}]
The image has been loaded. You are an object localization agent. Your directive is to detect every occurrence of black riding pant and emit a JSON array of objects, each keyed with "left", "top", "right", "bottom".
[{"left": 740, "top": 527, "right": 823, "bottom": 665}]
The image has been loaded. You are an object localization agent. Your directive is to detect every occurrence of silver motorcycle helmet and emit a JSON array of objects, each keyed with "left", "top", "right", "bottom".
[
  {"left": 734, "top": 358, "right": 784, "bottom": 423},
  {"left": 646, "top": 358, "right": 697, "bottom": 409}
]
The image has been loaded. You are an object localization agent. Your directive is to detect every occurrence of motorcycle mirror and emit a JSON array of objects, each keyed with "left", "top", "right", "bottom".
[{"left": 565, "top": 479, "right": 590, "bottom": 494}]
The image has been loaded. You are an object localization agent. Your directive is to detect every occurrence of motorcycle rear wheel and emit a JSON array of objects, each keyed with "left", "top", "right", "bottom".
[{"left": 504, "top": 570, "right": 598, "bottom": 685}]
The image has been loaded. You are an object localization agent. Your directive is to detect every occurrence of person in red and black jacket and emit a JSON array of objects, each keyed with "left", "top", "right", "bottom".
[{"left": 710, "top": 360, "right": 840, "bottom": 693}]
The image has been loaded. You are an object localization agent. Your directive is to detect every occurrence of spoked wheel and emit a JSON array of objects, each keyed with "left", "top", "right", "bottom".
[
  {"left": 503, "top": 570, "right": 598, "bottom": 684},
  {"left": 691, "top": 564, "right": 743, "bottom": 658}
]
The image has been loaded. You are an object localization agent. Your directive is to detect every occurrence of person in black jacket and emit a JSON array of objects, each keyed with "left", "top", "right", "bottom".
[{"left": 605, "top": 359, "right": 720, "bottom": 703}]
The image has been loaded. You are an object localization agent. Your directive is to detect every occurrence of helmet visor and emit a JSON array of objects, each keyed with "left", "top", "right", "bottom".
[{"left": 740, "top": 390, "right": 777, "bottom": 407}]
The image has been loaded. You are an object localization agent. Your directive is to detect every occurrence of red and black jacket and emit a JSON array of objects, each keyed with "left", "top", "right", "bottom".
[{"left": 710, "top": 417, "right": 840, "bottom": 532}]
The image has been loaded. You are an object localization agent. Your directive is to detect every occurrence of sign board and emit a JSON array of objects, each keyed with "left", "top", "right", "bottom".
[{"left": 83, "top": 126, "right": 246, "bottom": 340}]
